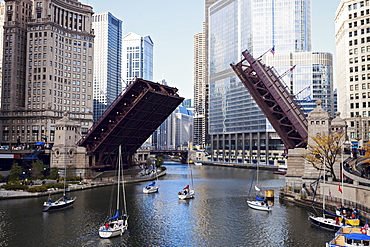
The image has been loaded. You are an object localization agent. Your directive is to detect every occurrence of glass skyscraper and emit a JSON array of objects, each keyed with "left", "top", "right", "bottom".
[
  {"left": 122, "top": 32, "right": 153, "bottom": 84},
  {"left": 92, "top": 12, "right": 123, "bottom": 120},
  {"left": 208, "top": 0, "right": 333, "bottom": 165}
]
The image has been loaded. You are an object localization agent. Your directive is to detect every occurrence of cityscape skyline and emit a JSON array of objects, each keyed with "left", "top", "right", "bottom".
[{"left": 87, "top": 0, "right": 341, "bottom": 99}]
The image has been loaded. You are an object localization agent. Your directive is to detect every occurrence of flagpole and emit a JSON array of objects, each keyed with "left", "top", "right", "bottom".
[
  {"left": 256, "top": 46, "right": 274, "bottom": 60},
  {"left": 341, "top": 144, "right": 344, "bottom": 206}
]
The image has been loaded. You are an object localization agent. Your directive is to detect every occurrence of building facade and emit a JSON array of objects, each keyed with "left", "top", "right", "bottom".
[
  {"left": 207, "top": 0, "right": 334, "bottom": 165},
  {"left": 0, "top": 0, "right": 94, "bottom": 150},
  {"left": 335, "top": 0, "right": 370, "bottom": 148},
  {"left": 92, "top": 12, "right": 122, "bottom": 120},
  {"left": 193, "top": 23, "right": 207, "bottom": 149},
  {"left": 122, "top": 32, "right": 153, "bottom": 84},
  {"left": 154, "top": 105, "right": 193, "bottom": 150}
]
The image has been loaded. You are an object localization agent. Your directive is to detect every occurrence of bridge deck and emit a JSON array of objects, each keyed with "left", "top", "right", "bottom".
[
  {"left": 77, "top": 78, "right": 184, "bottom": 167},
  {"left": 230, "top": 50, "right": 308, "bottom": 149}
]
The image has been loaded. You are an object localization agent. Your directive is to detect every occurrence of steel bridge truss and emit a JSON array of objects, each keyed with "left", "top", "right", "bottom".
[
  {"left": 77, "top": 78, "right": 184, "bottom": 168},
  {"left": 230, "top": 50, "right": 308, "bottom": 149}
]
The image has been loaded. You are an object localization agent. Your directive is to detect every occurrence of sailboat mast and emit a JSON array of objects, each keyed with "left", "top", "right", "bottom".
[
  {"left": 116, "top": 146, "right": 121, "bottom": 211},
  {"left": 122, "top": 148, "right": 128, "bottom": 215},
  {"left": 63, "top": 161, "right": 66, "bottom": 196},
  {"left": 323, "top": 157, "right": 326, "bottom": 218}
]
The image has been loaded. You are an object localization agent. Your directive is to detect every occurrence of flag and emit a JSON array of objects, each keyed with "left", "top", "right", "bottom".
[
  {"left": 149, "top": 181, "right": 155, "bottom": 186},
  {"left": 305, "top": 95, "right": 312, "bottom": 102},
  {"left": 329, "top": 189, "right": 334, "bottom": 198},
  {"left": 270, "top": 46, "right": 275, "bottom": 55},
  {"left": 364, "top": 223, "right": 369, "bottom": 230},
  {"left": 255, "top": 185, "right": 262, "bottom": 191},
  {"left": 290, "top": 65, "right": 296, "bottom": 71},
  {"left": 338, "top": 183, "right": 343, "bottom": 193},
  {"left": 183, "top": 185, "right": 189, "bottom": 190}
]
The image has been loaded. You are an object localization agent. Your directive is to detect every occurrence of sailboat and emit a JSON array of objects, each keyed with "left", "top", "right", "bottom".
[
  {"left": 143, "top": 163, "right": 159, "bottom": 194},
  {"left": 42, "top": 164, "right": 76, "bottom": 212},
  {"left": 143, "top": 181, "right": 159, "bottom": 194},
  {"left": 308, "top": 158, "right": 346, "bottom": 231},
  {"left": 99, "top": 145, "right": 129, "bottom": 238},
  {"left": 247, "top": 162, "right": 271, "bottom": 211},
  {"left": 178, "top": 149, "right": 195, "bottom": 200}
]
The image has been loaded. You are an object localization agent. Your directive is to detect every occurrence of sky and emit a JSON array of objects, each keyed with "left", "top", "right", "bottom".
[{"left": 84, "top": 0, "right": 342, "bottom": 100}]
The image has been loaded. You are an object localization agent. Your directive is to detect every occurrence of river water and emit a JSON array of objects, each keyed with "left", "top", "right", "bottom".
[{"left": 0, "top": 163, "right": 334, "bottom": 247}]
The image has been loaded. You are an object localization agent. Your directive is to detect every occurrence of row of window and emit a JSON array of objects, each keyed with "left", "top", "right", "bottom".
[
  {"left": 350, "top": 74, "right": 370, "bottom": 81},
  {"left": 348, "top": 36, "right": 370, "bottom": 46},
  {"left": 348, "top": 1, "right": 369, "bottom": 11},
  {"left": 349, "top": 26, "right": 370, "bottom": 36}
]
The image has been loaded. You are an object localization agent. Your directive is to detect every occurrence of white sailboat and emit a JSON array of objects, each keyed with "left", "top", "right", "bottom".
[
  {"left": 143, "top": 163, "right": 159, "bottom": 194},
  {"left": 143, "top": 180, "right": 159, "bottom": 194},
  {"left": 99, "top": 145, "right": 128, "bottom": 238},
  {"left": 42, "top": 163, "right": 76, "bottom": 212},
  {"left": 247, "top": 162, "right": 271, "bottom": 211},
  {"left": 309, "top": 158, "right": 360, "bottom": 230},
  {"left": 178, "top": 150, "right": 195, "bottom": 200}
]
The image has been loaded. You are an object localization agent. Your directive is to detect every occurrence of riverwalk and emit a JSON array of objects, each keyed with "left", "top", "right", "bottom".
[{"left": 0, "top": 170, "right": 166, "bottom": 199}]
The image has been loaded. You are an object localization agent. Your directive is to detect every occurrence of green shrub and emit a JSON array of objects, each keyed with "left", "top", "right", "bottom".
[
  {"left": 2, "top": 184, "right": 28, "bottom": 191},
  {"left": 27, "top": 186, "right": 48, "bottom": 193},
  {"left": 45, "top": 183, "right": 64, "bottom": 189}
]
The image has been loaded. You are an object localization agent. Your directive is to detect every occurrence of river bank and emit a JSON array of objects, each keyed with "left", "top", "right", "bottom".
[{"left": 0, "top": 170, "right": 166, "bottom": 200}]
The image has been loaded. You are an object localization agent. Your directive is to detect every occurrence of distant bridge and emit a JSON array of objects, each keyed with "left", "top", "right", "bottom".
[
  {"left": 77, "top": 78, "right": 184, "bottom": 169},
  {"left": 150, "top": 150, "right": 189, "bottom": 163}
]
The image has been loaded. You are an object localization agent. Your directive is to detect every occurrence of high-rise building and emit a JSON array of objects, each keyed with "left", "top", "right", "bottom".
[
  {"left": 0, "top": 0, "right": 94, "bottom": 147},
  {"left": 92, "top": 12, "right": 123, "bottom": 120},
  {"left": 207, "top": 0, "right": 334, "bottom": 164},
  {"left": 154, "top": 105, "right": 193, "bottom": 150},
  {"left": 122, "top": 32, "right": 153, "bottom": 84},
  {"left": 335, "top": 0, "right": 370, "bottom": 148},
  {"left": 193, "top": 23, "right": 207, "bottom": 149}
]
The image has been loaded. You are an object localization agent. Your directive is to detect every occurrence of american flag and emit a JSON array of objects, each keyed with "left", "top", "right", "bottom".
[{"left": 270, "top": 46, "right": 275, "bottom": 55}]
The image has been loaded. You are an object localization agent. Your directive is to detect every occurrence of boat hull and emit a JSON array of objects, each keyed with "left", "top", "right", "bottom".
[
  {"left": 308, "top": 213, "right": 342, "bottom": 231},
  {"left": 143, "top": 186, "right": 159, "bottom": 194},
  {"left": 99, "top": 218, "right": 128, "bottom": 239},
  {"left": 42, "top": 197, "right": 76, "bottom": 212},
  {"left": 178, "top": 190, "right": 194, "bottom": 200},
  {"left": 247, "top": 200, "right": 271, "bottom": 211}
]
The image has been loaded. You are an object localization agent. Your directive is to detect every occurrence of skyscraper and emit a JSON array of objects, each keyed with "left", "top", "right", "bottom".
[
  {"left": 207, "top": 0, "right": 333, "bottom": 164},
  {"left": 122, "top": 32, "right": 153, "bottom": 84},
  {"left": 92, "top": 12, "right": 123, "bottom": 120},
  {"left": 335, "top": 0, "right": 370, "bottom": 148},
  {"left": 193, "top": 23, "right": 207, "bottom": 149},
  {"left": 0, "top": 0, "right": 94, "bottom": 146}
]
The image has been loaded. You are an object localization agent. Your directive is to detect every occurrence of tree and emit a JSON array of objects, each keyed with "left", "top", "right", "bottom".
[
  {"left": 49, "top": 167, "right": 59, "bottom": 180},
  {"left": 304, "top": 132, "right": 345, "bottom": 181},
  {"left": 9, "top": 162, "right": 22, "bottom": 181},
  {"left": 155, "top": 157, "right": 164, "bottom": 168},
  {"left": 30, "top": 160, "right": 44, "bottom": 180}
]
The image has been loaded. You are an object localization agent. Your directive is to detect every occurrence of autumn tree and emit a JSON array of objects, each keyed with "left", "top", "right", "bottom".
[{"left": 304, "top": 132, "right": 345, "bottom": 181}]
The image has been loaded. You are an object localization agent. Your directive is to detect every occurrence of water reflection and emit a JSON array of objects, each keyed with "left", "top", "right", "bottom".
[{"left": 0, "top": 164, "right": 334, "bottom": 246}]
